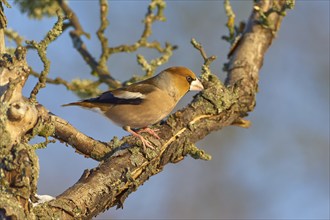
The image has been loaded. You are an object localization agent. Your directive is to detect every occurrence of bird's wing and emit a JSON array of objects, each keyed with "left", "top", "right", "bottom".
[{"left": 86, "top": 83, "right": 156, "bottom": 105}]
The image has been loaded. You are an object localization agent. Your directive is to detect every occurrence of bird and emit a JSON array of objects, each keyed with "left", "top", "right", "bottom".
[{"left": 63, "top": 66, "right": 204, "bottom": 149}]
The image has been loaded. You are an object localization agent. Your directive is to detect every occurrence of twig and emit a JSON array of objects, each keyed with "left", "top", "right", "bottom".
[
  {"left": 254, "top": 0, "right": 295, "bottom": 35},
  {"left": 57, "top": 0, "right": 120, "bottom": 89},
  {"left": 137, "top": 42, "right": 177, "bottom": 77},
  {"left": 70, "top": 33, "right": 120, "bottom": 89},
  {"left": 1, "top": 0, "right": 11, "bottom": 9},
  {"left": 30, "top": 68, "right": 102, "bottom": 98},
  {"left": 97, "top": 0, "right": 110, "bottom": 70},
  {"left": 107, "top": 0, "right": 175, "bottom": 79},
  {"left": 223, "top": 0, "right": 236, "bottom": 44},
  {"left": 31, "top": 137, "right": 56, "bottom": 150},
  {"left": 191, "top": 38, "right": 216, "bottom": 67},
  {"left": 57, "top": 0, "right": 89, "bottom": 38},
  {"left": 107, "top": 0, "right": 167, "bottom": 55},
  {"left": 4, "top": 28, "right": 23, "bottom": 46},
  {"left": 57, "top": 0, "right": 174, "bottom": 89},
  {"left": 27, "top": 12, "right": 65, "bottom": 101},
  {"left": 141, "top": 0, "right": 166, "bottom": 40},
  {"left": 29, "top": 69, "right": 70, "bottom": 89}
]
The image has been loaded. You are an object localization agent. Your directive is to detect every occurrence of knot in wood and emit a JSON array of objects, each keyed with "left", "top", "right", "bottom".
[{"left": 7, "top": 102, "right": 27, "bottom": 121}]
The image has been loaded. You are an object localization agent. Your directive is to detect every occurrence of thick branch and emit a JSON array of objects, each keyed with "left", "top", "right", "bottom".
[
  {"left": 32, "top": 1, "right": 292, "bottom": 219},
  {"left": 225, "top": 0, "right": 287, "bottom": 113},
  {"left": 0, "top": 47, "right": 39, "bottom": 219},
  {"left": 37, "top": 105, "right": 111, "bottom": 161}
]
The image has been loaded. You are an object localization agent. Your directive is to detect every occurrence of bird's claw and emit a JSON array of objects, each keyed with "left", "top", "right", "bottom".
[
  {"left": 140, "top": 137, "right": 155, "bottom": 150},
  {"left": 137, "top": 127, "right": 160, "bottom": 139},
  {"left": 124, "top": 126, "right": 156, "bottom": 150}
]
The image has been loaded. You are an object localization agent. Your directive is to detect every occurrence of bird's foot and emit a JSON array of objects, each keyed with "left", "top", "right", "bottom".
[
  {"left": 124, "top": 126, "right": 155, "bottom": 150},
  {"left": 140, "top": 137, "right": 155, "bottom": 150},
  {"left": 137, "top": 127, "right": 160, "bottom": 139}
]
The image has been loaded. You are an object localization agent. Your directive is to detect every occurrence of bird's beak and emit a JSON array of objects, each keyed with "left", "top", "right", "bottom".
[{"left": 189, "top": 78, "right": 204, "bottom": 91}]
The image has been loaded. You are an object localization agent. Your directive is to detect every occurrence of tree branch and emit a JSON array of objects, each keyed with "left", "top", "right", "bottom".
[
  {"left": 0, "top": 0, "right": 294, "bottom": 219},
  {"left": 37, "top": 105, "right": 112, "bottom": 161},
  {"left": 26, "top": 12, "right": 65, "bottom": 101},
  {"left": 57, "top": 0, "right": 121, "bottom": 89},
  {"left": 31, "top": 1, "right": 294, "bottom": 219}
]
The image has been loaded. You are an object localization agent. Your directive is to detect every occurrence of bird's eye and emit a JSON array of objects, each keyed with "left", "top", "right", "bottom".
[{"left": 186, "top": 76, "right": 193, "bottom": 83}]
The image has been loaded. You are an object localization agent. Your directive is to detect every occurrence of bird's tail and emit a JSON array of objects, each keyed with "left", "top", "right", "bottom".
[
  {"left": 62, "top": 101, "right": 109, "bottom": 112},
  {"left": 62, "top": 101, "right": 96, "bottom": 108}
]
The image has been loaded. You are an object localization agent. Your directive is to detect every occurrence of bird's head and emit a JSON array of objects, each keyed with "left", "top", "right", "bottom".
[{"left": 160, "top": 66, "right": 204, "bottom": 98}]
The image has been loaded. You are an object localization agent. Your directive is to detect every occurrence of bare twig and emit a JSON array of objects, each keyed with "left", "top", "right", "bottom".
[
  {"left": 56, "top": 0, "right": 175, "bottom": 90},
  {"left": 254, "top": 0, "right": 295, "bottom": 35},
  {"left": 57, "top": 0, "right": 89, "bottom": 38},
  {"left": 4, "top": 28, "right": 23, "bottom": 46},
  {"left": 30, "top": 67, "right": 103, "bottom": 98},
  {"left": 222, "top": 0, "right": 246, "bottom": 59},
  {"left": 70, "top": 33, "right": 121, "bottom": 89},
  {"left": 223, "top": 0, "right": 236, "bottom": 44},
  {"left": 97, "top": 0, "right": 110, "bottom": 70},
  {"left": 29, "top": 69, "right": 69, "bottom": 88},
  {"left": 137, "top": 42, "right": 177, "bottom": 77},
  {"left": 107, "top": 0, "right": 167, "bottom": 55},
  {"left": 191, "top": 38, "right": 217, "bottom": 67},
  {"left": 57, "top": 0, "right": 120, "bottom": 89},
  {"left": 27, "top": 12, "right": 65, "bottom": 101},
  {"left": 108, "top": 0, "right": 176, "bottom": 79}
]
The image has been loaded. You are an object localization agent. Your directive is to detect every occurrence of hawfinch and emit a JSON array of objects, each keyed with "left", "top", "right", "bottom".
[{"left": 63, "top": 66, "right": 204, "bottom": 149}]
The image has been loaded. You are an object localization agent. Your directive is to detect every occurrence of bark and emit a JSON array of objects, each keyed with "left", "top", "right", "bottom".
[{"left": 0, "top": 1, "right": 292, "bottom": 219}]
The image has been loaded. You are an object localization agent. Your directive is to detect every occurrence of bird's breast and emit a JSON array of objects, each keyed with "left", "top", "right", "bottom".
[{"left": 104, "top": 89, "right": 177, "bottom": 128}]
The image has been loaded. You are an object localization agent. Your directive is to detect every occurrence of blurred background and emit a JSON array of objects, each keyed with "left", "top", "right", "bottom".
[{"left": 4, "top": 1, "right": 329, "bottom": 219}]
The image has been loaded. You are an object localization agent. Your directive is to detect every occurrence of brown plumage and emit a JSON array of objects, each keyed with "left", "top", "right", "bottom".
[{"left": 63, "top": 66, "right": 204, "bottom": 149}]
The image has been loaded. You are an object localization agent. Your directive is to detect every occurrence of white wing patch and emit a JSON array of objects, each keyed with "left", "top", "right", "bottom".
[
  {"left": 90, "top": 107, "right": 105, "bottom": 114},
  {"left": 114, "top": 91, "right": 146, "bottom": 99}
]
